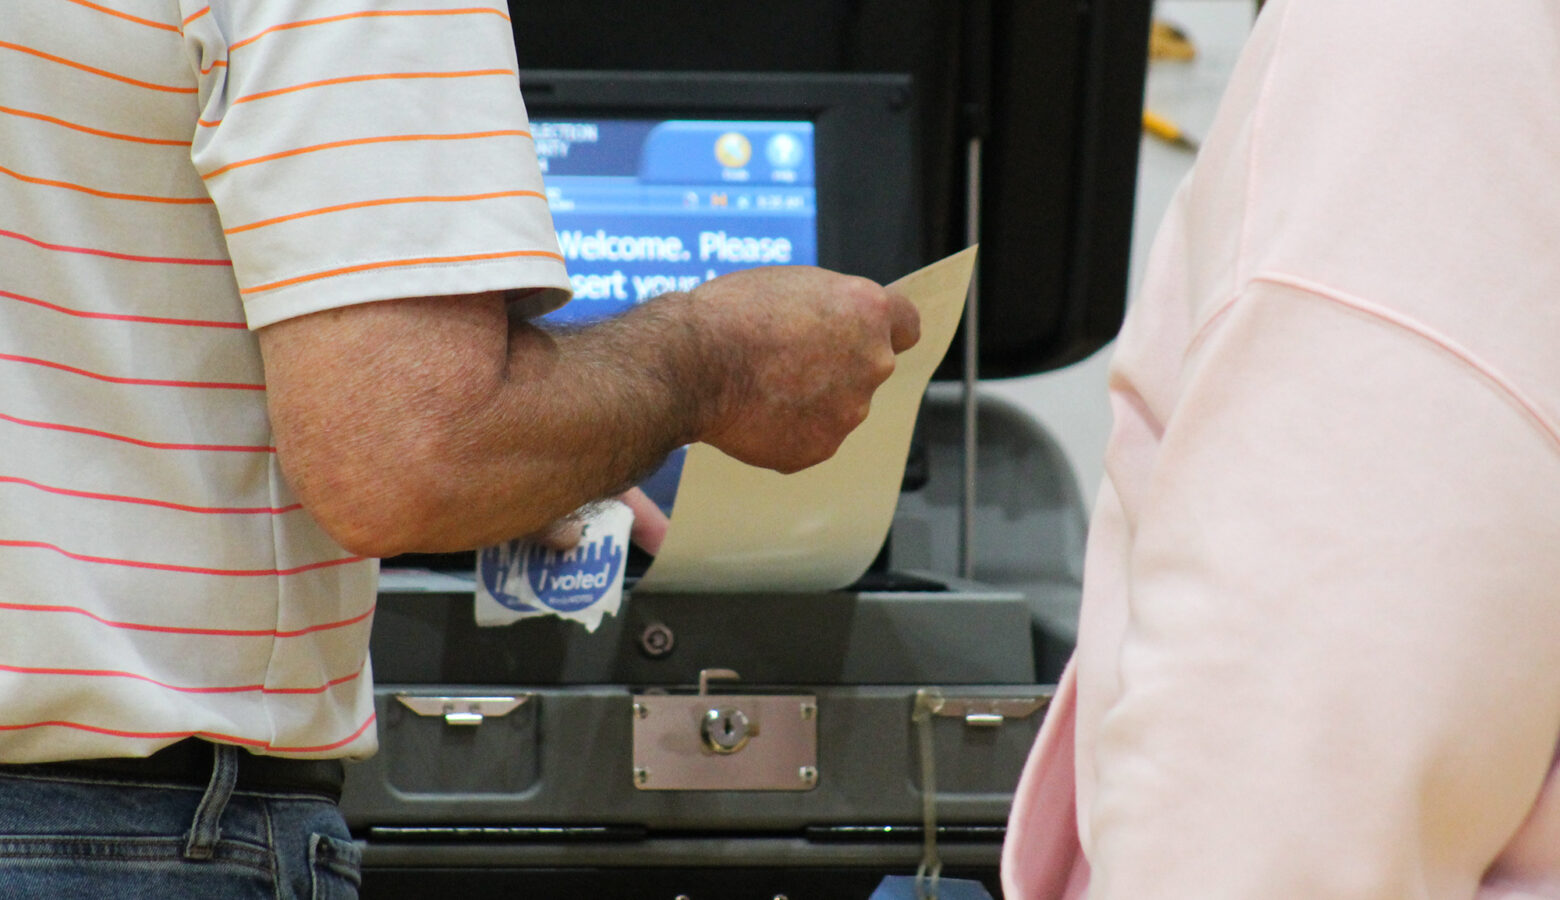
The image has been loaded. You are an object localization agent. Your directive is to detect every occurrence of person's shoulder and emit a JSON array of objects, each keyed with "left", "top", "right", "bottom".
[
  {"left": 1186, "top": 0, "right": 1558, "bottom": 296},
  {"left": 1250, "top": 0, "right": 1554, "bottom": 143}
]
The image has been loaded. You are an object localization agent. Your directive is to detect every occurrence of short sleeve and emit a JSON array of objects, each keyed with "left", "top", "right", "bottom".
[{"left": 182, "top": 1, "right": 571, "bottom": 328}]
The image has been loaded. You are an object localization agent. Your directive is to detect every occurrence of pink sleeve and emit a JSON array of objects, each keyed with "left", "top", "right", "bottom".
[{"left": 1083, "top": 279, "right": 1560, "bottom": 899}]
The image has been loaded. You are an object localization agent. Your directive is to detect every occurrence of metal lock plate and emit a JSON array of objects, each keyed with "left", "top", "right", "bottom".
[{"left": 632, "top": 693, "right": 818, "bottom": 791}]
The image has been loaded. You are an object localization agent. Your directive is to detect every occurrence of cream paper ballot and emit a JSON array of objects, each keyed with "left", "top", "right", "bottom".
[{"left": 635, "top": 246, "right": 976, "bottom": 593}]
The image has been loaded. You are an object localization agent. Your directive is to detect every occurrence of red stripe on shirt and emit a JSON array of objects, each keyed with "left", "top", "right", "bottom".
[
  {"left": 0, "top": 600, "right": 375, "bottom": 639},
  {"left": 0, "top": 353, "right": 264, "bottom": 390},
  {"left": 0, "top": 662, "right": 363, "bottom": 696},
  {"left": 274, "top": 607, "right": 378, "bottom": 638},
  {"left": 0, "top": 228, "right": 233, "bottom": 268},
  {"left": 263, "top": 671, "right": 366, "bottom": 695},
  {"left": 0, "top": 539, "right": 362, "bottom": 577},
  {"left": 0, "top": 475, "right": 303, "bottom": 515},
  {"left": 266, "top": 713, "right": 378, "bottom": 753},
  {"left": 0, "top": 720, "right": 267, "bottom": 748},
  {"left": 0, "top": 712, "right": 377, "bottom": 753},
  {"left": 0, "top": 411, "right": 274, "bottom": 452},
  {"left": 1, "top": 164, "right": 212, "bottom": 205},
  {"left": 1, "top": 288, "right": 243, "bottom": 329}
]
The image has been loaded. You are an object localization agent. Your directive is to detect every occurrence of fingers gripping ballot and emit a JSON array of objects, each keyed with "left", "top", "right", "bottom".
[
  {"left": 529, "top": 487, "right": 668, "bottom": 555},
  {"left": 886, "top": 286, "right": 921, "bottom": 355},
  {"left": 692, "top": 266, "right": 920, "bottom": 474}
]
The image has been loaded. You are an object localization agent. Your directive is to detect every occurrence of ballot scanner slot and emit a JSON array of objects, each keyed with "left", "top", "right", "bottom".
[{"left": 367, "top": 585, "right": 1035, "bottom": 687}]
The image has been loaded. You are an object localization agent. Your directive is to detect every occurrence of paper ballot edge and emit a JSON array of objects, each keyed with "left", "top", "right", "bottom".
[{"left": 635, "top": 246, "right": 977, "bottom": 593}]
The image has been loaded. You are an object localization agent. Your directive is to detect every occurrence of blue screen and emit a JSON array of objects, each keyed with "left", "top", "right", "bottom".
[{"left": 534, "top": 118, "right": 818, "bottom": 325}]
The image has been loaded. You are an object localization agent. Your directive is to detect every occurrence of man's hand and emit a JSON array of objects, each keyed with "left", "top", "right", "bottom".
[
  {"left": 531, "top": 487, "right": 668, "bottom": 555},
  {"left": 690, "top": 266, "right": 920, "bottom": 473}
]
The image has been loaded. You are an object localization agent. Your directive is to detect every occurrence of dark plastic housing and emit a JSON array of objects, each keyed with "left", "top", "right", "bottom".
[{"left": 506, "top": 0, "right": 1154, "bottom": 378}]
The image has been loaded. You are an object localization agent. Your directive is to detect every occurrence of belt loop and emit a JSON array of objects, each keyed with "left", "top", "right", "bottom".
[{"left": 183, "top": 743, "right": 239, "bottom": 860}]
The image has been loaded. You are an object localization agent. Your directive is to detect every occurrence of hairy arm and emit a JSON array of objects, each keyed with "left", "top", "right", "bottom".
[{"left": 257, "top": 266, "right": 917, "bottom": 557}]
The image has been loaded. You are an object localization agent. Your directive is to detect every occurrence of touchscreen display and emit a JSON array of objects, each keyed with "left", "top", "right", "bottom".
[{"left": 534, "top": 118, "right": 818, "bottom": 325}]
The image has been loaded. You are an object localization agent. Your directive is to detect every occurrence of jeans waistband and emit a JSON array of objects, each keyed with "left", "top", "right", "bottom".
[{"left": 6, "top": 739, "right": 345, "bottom": 801}]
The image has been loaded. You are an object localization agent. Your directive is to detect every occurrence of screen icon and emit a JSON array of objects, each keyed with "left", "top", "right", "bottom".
[
  {"left": 766, "top": 132, "right": 804, "bottom": 169},
  {"left": 714, "top": 132, "right": 752, "bottom": 168}
]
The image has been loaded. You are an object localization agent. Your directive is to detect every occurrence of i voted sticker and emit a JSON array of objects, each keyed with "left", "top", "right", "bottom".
[
  {"left": 475, "top": 500, "right": 633, "bottom": 632},
  {"left": 522, "top": 531, "right": 624, "bottom": 612}
]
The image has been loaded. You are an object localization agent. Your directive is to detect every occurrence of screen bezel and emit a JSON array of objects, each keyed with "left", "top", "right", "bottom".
[{"left": 518, "top": 70, "right": 921, "bottom": 291}]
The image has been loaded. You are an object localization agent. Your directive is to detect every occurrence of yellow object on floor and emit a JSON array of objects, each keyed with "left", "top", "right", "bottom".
[
  {"left": 1149, "top": 19, "right": 1197, "bottom": 61},
  {"left": 1142, "top": 108, "right": 1200, "bottom": 152}
]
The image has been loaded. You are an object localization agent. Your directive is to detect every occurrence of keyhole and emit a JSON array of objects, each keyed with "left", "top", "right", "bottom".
[{"left": 702, "top": 707, "right": 751, "bottom": 754}]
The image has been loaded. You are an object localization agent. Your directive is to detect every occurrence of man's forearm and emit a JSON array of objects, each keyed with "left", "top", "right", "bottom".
[
  {"left": 433, "top": 292, "right": 734, "bottom": 548},
  {"left": 261, "top": 290, "right": 727, "bottom": 557}
]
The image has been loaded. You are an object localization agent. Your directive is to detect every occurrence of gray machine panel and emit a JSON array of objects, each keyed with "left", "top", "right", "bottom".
[{"left": 341, "top": 683, "right": 1051, "bottom": 831}]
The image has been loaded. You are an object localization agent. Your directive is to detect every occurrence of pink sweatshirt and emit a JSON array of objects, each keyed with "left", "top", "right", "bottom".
[{"left": 1003, "top": 1, "right": 1560, "bottom": 896}]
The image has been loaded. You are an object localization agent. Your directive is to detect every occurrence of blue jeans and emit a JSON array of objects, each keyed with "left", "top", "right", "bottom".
[{"left": 0, "top": 745, "right": 360, "bottom": 899}]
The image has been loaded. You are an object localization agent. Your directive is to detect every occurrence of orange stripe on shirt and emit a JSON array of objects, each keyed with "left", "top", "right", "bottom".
[
  {"left": 181, "top": 6, "right": 211, "bottom": 28},
  {"left": 229, "top": 7, "right": 511, "bottom": 53},
  {"left": 203, "top": 129, "right": 531, "bottom": 179},
  {"left": 228, "top": 68, "right": 514, "bottom": 110},
  {"left": 0, "top": 165, "right": 211, "bottom": 205},
  {"left": 0, "top": 41, "right": 195, "bottom": 94},
  {"left": 0, "top": 352, "right": 264, "bottom": 390},
  {"left": 63, "top": 0, "right": 181, "bottom": 32},
  {"left": 225, "top": 190, "right": 545, "bottom": 236},
  {"left": 242, "top": 249, "right": 566, "bottom": 295},
  {"left": 0, "top": 105, "right": 190, "bottom": 146}
]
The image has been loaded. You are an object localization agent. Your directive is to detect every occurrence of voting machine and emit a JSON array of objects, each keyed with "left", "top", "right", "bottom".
[{"left": 341, "top": 2, "right": 1153, "bottom": 896}]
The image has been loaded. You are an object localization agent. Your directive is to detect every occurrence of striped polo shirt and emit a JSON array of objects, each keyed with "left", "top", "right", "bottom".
[{"left": 0, "top": 1, "right": 570, "bottom": 762}]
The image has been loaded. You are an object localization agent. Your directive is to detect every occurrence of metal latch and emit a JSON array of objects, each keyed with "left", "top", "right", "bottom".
[
  {"left": 394, "top": 693, "right": 534, "bottom": 727},
  {"left": 920, "top": 693, "right": 1051, "bottom": 728},
  {"left": 910, "top": 688, "right": 1051, "bottom": 897},
  {"left": 631, "top": 669, "right": 818, "bottom": 791}
]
